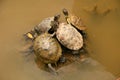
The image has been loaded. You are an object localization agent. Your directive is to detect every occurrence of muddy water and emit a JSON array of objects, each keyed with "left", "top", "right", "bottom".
[
  {"left": 73, "top": 0, "right": 120, "bottom": 76},
  {"left": 0, "top": 0, "right": 119, "bottom": 80}
]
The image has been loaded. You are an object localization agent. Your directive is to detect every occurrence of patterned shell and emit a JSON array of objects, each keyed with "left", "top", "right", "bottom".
[
  {"left": 33, "top": 33, "right": 62, "bottom": 64},
  {"left": 67, "top": 14, "right": 86, "bottom": 30},
  {"left": 37, "top": 17, "right": 54, "bottom": 33},
  {"left": 56, "top": 23, "right": 83, "bottom": 50}
]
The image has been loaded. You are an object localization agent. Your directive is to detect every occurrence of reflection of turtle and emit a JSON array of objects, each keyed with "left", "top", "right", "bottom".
[{"left": 62, "top": 8, "right": 86, "bottom": 31}]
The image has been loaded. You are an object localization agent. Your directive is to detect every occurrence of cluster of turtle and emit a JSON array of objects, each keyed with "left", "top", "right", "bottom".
[{"left": 23, "top": 9, "right": 87, "bottom": 74}]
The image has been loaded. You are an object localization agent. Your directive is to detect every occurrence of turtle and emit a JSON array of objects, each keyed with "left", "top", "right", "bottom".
[
  {"left": 56, "top": 23, "right": 83, "bottom": 50},
  {"left": 50, "top": 20, "right": 84, "bottom": 54},
  {"left": 23, "top": 15, "right": 62, "bottom": 74},
  {"left": 62, "top": 8, "right": 88, "bottom": 40},
  {"left": 23, "top": 31, "right": 62, "bottom": 74},
  {"left": 33, "top": 32, "right": 62, "bottom": 73},
  {"left": 24, "top": 14, "right": 60, "bottom": 40},
  {"left": 33, "top": 32, "right": 62, "bottom": 74},
  {"left": 62, "top": 8, "right": 86, "bottom": 31}
]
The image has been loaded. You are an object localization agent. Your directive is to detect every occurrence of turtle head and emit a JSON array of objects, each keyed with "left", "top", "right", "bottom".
[
  {"left": 54, "top": 14, "right": 60, "bottom": 22},
  {"left": 49, "top": 21, "right": 59, "bottom": 34},
  {"left": 62, "top": 8, "right": 69, "bottom": 16},
  {"left": 48, "top": 14, "right": 60, "bottom": 34}
]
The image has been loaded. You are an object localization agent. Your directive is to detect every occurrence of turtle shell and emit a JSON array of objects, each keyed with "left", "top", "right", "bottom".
[
  {"left": 67, "top": 14, "right": 86, "bottom": 31},
  {"left": 56, "top": 23, "right": 83, "bottom": 50},
  {"left": 37, "top": 17, "right": 54, "bottom": 33},
  {"left": 33, "top": 33, "right": 62, "bottom": 64}
]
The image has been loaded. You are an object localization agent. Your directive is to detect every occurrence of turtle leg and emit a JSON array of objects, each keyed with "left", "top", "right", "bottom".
[{"left": 48, "top": 63, "right": 58, "bottom": 75}]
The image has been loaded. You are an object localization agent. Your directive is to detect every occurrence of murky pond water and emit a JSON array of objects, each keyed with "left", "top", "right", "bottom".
[{"left": 0, "top": 0, "right": 120, "bottom": 80}]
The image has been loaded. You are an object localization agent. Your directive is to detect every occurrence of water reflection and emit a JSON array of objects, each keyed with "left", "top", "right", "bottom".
[{"left": 57, "top": 58, "right": 115, "bottom": 80}]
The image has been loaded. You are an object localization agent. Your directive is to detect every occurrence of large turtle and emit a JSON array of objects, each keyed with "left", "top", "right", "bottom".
[
  {"left": 23, "top": 31, "right": 62, "bottom": 74},
  {"left": 62, "top": 8, "right": 86, "bottom": 31},
  {"left": 23, "top": 14, "right": 62, "bottom": 74},
  {"left": 55, "top": 23, "right": 83, "bottom": 51},
  {"left": 33, "top": 32, "right": 62, "bottom": 74},
  {"left": 50, "top": 19, "right": 84, "bottom": 54}
]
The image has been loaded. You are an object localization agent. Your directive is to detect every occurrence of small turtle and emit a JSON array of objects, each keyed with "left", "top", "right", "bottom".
[
  {"left": 51, "top": 21, "right": 83, "bottom": 51},
  {"left": 33, "top": 32, "right": 62, "bottom": 74},
  {"left": 62, "top": 8, "right": 86, "bottom": 31},
  {"left": 24, "top": 14, "right": 60, "bottom": 40}
]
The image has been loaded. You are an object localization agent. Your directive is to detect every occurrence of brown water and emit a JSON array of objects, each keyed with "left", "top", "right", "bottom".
[{"left": 0, "top": 0, "right": 120, "bottom": 80}]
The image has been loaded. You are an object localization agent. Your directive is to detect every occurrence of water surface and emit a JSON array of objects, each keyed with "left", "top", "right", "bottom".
[{"left": 0, "top": 0, "right": 119, "bottom": 80}]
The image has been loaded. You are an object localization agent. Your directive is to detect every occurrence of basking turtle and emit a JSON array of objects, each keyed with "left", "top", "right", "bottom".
[
  {"left": 24, "top": 14, "right": 60, "bottom": 40},
  {"left": 50, "top": 21, "right": 83, "bottom": 52},
  {"left": 33, "top": 33, "right": 62, "bottom": 74},
  {"left": 62, "top": 8, "right": 86, "bottom": 31}
]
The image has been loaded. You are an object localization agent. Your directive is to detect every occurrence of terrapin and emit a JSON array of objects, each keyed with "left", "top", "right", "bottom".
[
  {"left": 23, "top": 14, "right": 62, "bottom": 74},
  {"left": 62, "top": 8, "right": 86, "bottom": 31},
  {"left": 50, "top": 21, "right": 83, "bottom": 52},
  {"left": 33, "top": 33, "right": 62, "bottom": 74},
  {"left": 24, "top": 14, "right": 60, "bottom": 40}
]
